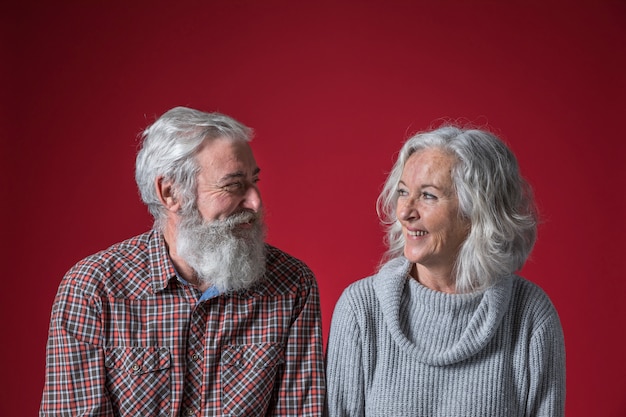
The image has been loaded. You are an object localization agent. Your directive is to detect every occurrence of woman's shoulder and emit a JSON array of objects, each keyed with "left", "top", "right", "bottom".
[
  {"left": 510, "top": 275, "right": 555, "bottom": 304},
  {"left": 336, "top": 257, "right": 410, "bottom": 311},
  {"left": 337, "top": 274, "right": 377, "bottom": 306},
  {"left": 509, "top": 274, "right": 561, "bottom": 327}
]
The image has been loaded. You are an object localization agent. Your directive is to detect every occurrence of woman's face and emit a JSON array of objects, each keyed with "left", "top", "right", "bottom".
[{"left": 396, "top": 148, "right": 470, "bottom": 276}]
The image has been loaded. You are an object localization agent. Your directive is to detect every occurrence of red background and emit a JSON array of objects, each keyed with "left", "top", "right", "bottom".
[{"left": 3, "top": 1, "right": 625, "bottom": 415}]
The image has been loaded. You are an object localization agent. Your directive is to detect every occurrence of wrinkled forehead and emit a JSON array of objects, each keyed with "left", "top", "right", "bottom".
[
  {"left": 196, "top": 137, "right": 258, "bottom": 177},
  {"left": 403, "top": 148, "right": 456, "bottom": 179}
]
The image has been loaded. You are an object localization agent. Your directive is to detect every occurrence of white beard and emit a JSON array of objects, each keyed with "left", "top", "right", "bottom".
[{"left": 175, "top": 209, "right": 267, "bottom": 292}]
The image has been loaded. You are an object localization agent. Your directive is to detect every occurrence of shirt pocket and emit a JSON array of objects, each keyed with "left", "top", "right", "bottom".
[
  {"left": 221, "top": 343, "right": 285, "bottom": 416},
  {"left": 104, "top": 346, "right": 171, "bottom": 416}
]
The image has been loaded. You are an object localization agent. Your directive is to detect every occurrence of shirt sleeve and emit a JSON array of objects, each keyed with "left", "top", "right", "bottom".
[
  {"left": 272, "top": 268, "right": 326, "bottom": 417},
  {"left": 40, "top": 268, "right": 114, "bottom": 416},
  {"left": 526, "top": 305, "right": 566, "bottom": 417},
  {"left": 325, "top": 290, "right": 365, "bottom": 417}
]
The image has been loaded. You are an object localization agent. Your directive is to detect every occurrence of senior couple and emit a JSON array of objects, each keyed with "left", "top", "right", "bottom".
[{"left": 40, "top": 106, "right": 565, "bottom": 416}]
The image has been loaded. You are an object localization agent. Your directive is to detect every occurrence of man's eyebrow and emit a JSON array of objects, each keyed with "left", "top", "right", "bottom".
[{"left": 218, "top": 167, "right": 261, "bottom": 183}]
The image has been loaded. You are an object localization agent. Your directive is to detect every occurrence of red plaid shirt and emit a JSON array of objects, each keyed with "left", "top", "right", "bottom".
[{"left": 40, "top": 230, "right": 325, "bottom": 416}]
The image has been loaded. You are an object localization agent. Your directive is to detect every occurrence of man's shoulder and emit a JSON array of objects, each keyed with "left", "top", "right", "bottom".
[
  {"left": 62, "top": 231, "right": 157, "bottom": 293},
  {"left": 261, "top": 244, "right": 316, "bottom": 291},
  {"left": 74, "top": 231, "right": 154, "bottom": 267},
  {"left": 264, "top": 244, "right": 312, "bottom": 273}
]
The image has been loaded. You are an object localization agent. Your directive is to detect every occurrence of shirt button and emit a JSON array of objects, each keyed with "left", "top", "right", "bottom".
[
  {"left": 191, "top": 353, "right": 200, "bottom": 361},
  {"left": 131, "top": 363, "right": 141, "bottom": 372},
  {"left": 184, "top": 409, "right": 195, "bottom": 416}
]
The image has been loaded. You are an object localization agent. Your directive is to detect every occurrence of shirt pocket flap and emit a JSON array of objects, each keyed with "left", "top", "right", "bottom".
[
  {"left": 221, "top": 343, "right": 285, "bottom": 369},
  {"left": 105, "top": 346, "right": 171, "bottom": 375}
]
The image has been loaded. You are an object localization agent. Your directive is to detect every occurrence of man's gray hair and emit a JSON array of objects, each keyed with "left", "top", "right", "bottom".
[{"left": 135, "top": 106, "right": 252, "bottom": 230}]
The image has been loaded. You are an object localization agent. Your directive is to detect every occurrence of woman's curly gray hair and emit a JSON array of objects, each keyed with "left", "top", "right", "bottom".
[{"left": 376, "top": 125, "right": 537, "bottom": 293}]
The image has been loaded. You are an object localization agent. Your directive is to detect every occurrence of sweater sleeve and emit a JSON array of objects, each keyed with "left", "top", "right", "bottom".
[
  {"left": 325, "top": 290, "right": 366, "bottom": 417},
  {"left": 526, "top": 304, "right": 566, "bottom": 417}
]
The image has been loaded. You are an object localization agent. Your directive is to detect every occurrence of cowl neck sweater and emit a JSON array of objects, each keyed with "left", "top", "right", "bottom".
[
  {"left": 374, "top": 256, "right": 512, "bottom": 366},
  {"left": 325, "top": 256, "right": 566, "bottom": 416}
]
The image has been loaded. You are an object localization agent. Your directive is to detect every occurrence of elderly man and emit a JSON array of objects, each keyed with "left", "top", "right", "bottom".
[{"left": 40, "top": 107, "right": 325, "bottom": 416}]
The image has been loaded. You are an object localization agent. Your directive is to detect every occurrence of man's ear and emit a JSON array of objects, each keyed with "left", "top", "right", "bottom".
[{"left": 155, "top": 177, "right": 181, "bottom": 213}]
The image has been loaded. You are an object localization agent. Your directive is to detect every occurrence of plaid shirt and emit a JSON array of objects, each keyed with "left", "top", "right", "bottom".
[{"left": 40, "top": 230, "right": 325, "bottom": 416}]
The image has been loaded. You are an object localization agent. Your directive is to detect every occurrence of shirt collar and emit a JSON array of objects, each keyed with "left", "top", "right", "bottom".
[
  {"left": 147, "top": 229, "right": 179, "bottom": 293},
  {"left": 147, "top": 229, "right": 221, "bottom": 301}
]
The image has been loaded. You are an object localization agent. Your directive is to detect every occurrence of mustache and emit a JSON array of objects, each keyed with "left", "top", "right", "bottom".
[{"left": 217, "top": 210, "right": 262, "bottom": 229}]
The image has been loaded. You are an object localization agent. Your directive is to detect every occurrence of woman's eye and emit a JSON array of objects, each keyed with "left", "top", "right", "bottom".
[
  {"left": 422, "top": 192, "right": 436, "bottom": 199},
  {"left": 396, "top": 188, "right": 408, "bottom": 197}
]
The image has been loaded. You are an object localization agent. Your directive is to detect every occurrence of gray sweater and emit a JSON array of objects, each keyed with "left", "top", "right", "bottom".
[{"left": 325, "top": 257, "right": 565, "bottom": 417}]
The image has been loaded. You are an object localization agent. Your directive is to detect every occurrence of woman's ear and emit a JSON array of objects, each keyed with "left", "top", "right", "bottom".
[{"left": 155, "top": 177, "right": 181, "bottom": 213}]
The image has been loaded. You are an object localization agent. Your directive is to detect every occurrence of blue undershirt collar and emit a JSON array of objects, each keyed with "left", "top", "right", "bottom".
[{"left": 175, "top": 271, "right": 221, "bottom": 303}]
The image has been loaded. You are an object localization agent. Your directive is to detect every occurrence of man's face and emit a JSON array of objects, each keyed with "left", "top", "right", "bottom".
[
  {"left": 173, "top": 137, "right": 266, "bottom": 292},
  {"left": 193, "top": 136, "right": 262, "bottom": 224}
]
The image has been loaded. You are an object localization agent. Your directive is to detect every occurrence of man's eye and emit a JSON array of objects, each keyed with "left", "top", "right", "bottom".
[{"left": 222, "top": 182, "right": 243, "bottom": 191}]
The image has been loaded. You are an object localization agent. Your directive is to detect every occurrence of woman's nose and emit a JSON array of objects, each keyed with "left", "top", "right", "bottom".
[{"left": 397, "top": 198, "right": 419, "bottom": 221}]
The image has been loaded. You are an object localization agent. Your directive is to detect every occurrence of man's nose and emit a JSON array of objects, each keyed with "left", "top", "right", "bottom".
[{"left": 241, "top": 184, "right": 261, "bottom": 212}]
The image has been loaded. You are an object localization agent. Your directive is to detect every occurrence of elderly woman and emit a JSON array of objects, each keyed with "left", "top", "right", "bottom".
[{"left": 325, "top": 126, "right": 566, "bottom": 416}]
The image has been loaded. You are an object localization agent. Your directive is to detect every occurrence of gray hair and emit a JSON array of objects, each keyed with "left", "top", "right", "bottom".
[
  {"left": 135, "top": 106, "right": 253, "bottom": 230},
  {"left": 376, "top": 125, "right": 537, "bottom": 293}
]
